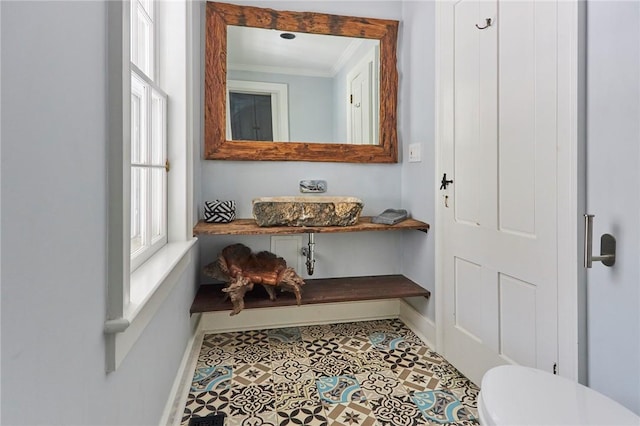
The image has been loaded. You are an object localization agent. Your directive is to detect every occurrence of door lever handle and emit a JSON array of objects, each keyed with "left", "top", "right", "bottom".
[
  {"left": 440, "top": 173, "right": 453, "bottom": 190},
  {"left": 584, "top": 214, "right": 616, "bottom": 268}
]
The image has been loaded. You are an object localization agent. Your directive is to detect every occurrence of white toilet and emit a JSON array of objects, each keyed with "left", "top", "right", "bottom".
[{"left": 478, "top": 365, "right": 640, "bottom": 425}]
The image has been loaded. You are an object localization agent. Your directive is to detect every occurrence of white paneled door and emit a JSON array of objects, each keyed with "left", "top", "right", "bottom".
[{"left": 438, "top": 0, "right": 562, "bottom": 384}]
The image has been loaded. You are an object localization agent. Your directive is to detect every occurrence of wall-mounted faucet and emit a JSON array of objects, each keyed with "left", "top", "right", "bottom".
[{"left": 300, "top": 180, "right": 327, "bottom": 193}]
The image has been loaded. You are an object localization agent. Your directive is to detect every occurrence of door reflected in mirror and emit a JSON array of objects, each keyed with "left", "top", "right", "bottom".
[
  {"left": 229, "top": 93, "right": 273, "bottom": 141},
  {"left": 227, "top": 26, "right": 380, "bottom": 145},
  {"left": 226, "top": 80, "right": 289, "bottom": 141}
]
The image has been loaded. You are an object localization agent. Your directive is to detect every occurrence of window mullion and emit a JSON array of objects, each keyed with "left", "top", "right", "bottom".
[
  {"left": 145, "top": 167, "right": 152, "bottom": 249},
  {"left": 144, "top": 85, "right": 153, "bottom": 249},
  {"left": 142, "top": 3, "right": 154, "bottom": 81},
  {"left": 130, "top": 2, "right": 138, "bottom": 69},
  {"left": 151, "top": 0, "right": 158, "bottom": 84},
  {"left": 131, "top": 1, "right": 154, "bottom": 80},
  {"left": 131, "top": 64, "right": 167, "bottom": 98},
  {"left": 161, "top": 92, "right": 167, "bottom": 242}
]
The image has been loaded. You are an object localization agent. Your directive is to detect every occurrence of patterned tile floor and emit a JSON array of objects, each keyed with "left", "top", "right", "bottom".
[{"left": 181, "top": 319, "right": 480, "bottom": 426}]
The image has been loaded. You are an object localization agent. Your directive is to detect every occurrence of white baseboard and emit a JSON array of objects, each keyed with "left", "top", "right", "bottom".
[
  {"left": 198, "top": 299, "right": 401, "bottom": 332},
  {"left": 160, "top": 313, "right": 203, "bottom": 426},
  {"left": 399, "top": 300, "right": 437, "bottom": 349}
]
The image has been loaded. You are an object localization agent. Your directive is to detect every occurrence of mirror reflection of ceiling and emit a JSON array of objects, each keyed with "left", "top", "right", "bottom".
[{"left": 227, "top": 25, "right": 379, "bottom": 77}]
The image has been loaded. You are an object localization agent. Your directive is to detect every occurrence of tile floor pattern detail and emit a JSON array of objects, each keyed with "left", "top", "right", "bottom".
[{"left": 182, "top": 319, "right": 479, "bottom": 426}]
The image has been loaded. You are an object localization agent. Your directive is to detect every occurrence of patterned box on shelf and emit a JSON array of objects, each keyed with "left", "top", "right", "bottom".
[{"left": 204, "top": 200, "right": 236, "bottom": 223}]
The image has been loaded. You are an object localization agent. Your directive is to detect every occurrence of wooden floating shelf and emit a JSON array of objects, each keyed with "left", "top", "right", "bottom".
[
  {"left": 193, "top": 216, "right": 430, "bottom": 236},
  {"left": 191, "top": 275, "right": 430, "bottom": 314}
]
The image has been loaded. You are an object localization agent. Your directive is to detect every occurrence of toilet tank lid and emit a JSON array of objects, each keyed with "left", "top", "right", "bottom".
[{"left": 480, "top": 366, "right": 639, "bottom": 426}]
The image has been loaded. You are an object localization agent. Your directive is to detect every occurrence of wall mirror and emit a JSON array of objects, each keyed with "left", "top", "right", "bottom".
[{"left": 205, "top": 2, "right": 399, "bottom": 163}]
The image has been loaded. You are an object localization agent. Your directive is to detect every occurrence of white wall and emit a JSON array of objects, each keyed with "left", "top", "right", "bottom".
[
  {"left": 228, "top": 70, "right": 335, "bottom": 142},
  {"left": 586, "top": 1, "right": 640, "bottom": 414},
  {"left": 1, "top": 2, "right": 198, "bottom": 424},
  {"left": 398, "top": 1, "right": 437, "bottom": 321},
  {"left": 200, "top": 1, "right": 409, "bottom": 282}
]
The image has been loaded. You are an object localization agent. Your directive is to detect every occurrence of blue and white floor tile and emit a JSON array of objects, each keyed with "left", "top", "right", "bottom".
[
  {"left": 274, "top": 379, "right": 321, "bottom": 410},
  {"left": 316, "top": 375, "right": 364, "bottom": 404},
  {"left": 229, "top": 384, "right": 275, "bottom": 416},
  {"left": 191, "top": 365, "right": 232, "bottom": 392},
  {"left": 267, "top": 327, "right": 302, "bottom": 344},
  {"left": 232, "top": 363, "right": 272, "bottom": 387},
  {"left": 395, "top": 365, "right": 441, "bottom": 393},
  {"left": 336, "top": 335, "right": 373, "bottom": 354},
  {"left": 227, "top": 412, "right": 278, "bottom": 426},
  {"left": 183, "top": 389, "right": 231, "bottom": 420},
  {"left": 270, "top": 341, "right": 308, "bottom": 361},
  {"left": 341, "top": 350, "right": 389, "bottom": 374},
  {"left": 323, "top": 400, "right": 376, "bottom": 426},
  {"left": 411, "top": 389, "right": 476, "bottom": 424},
  {"left": 367, "top": 394, "right": 425, "bottom": 426},
  {"left": 198, "top": 344, "right": 235, "bottom": 368},
  {"left": 276, "top": 406, "right": 328, "bottom": 426},
  {"left": 310, "top": 354, "right": 354, "bottom": 378},
  {"left": 182, "top": 319, "right": 479, "bottom": 426},
  {"left": 355, "top": 370, "right": 407, "bottom": 400},
  {"left": 300, "top": 324, "right": 333, "bottom": 341},
  {"left": 271, "top": 358, "right": 315, "bottom": 384}
]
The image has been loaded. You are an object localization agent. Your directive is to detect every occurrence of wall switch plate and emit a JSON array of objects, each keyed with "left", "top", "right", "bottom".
[{"left": 408, "top": 144, "right": 421, "bottom": 162}]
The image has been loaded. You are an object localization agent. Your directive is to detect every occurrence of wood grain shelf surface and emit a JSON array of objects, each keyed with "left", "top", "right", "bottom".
[
  {"left": 190, "top": 274, "right": 430, "bottom": 314},
  {"left": 193, "top": 217, "right": 430, "bottom": 236}
]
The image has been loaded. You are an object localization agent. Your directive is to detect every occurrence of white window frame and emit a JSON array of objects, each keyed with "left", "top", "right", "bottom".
[
  {"left": 130, "top": 0, "right": 155, "bottom": 80},
  {"left": 129, "top": 0, "right": 168, "bottom": 271},
  {"left": 226, "top": 80, "right": 289, "bottom": 142},
  {"left": 105, "top": 0, "right": 196, "bottom": 373},
  {"left": 130, "top": 67, "right": 168, "bottom": 270}
]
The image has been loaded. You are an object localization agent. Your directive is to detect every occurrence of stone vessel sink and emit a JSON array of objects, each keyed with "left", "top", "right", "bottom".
[{"left": 253, "top": 196, "right": 364, "bottom": 227}]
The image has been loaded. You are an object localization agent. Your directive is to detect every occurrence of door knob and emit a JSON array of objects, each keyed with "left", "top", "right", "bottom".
[{"left": 584, "top": 214, "right": 616, "bottom": 268}]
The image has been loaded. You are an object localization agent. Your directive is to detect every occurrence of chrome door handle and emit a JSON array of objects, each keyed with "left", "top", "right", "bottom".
[{"left": 584, "top": 214, "right": 616, "bottom": 268}]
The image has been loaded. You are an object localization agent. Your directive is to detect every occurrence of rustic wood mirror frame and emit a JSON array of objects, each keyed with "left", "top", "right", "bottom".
[{"left": 204, "top": 2, "right": 399, "bottom": 163}]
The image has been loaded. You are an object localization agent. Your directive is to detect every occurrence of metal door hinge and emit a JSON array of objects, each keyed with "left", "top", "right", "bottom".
[
  {"left": 553, "top": 363, "right": 557, "bottom": 375},
  {"left": 165, "top": 159, "right": 170, "bottom": 173},
  {"left": 350, "top": 94, "right": 353, "bottom": 104}
]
